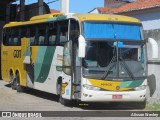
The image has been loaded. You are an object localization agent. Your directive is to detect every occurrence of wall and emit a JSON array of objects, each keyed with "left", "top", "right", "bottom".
[
  {"left": 124, "top": 10, "right": 160, "bottom": 102},
  {"left": 132, "top": 11, "right": 160, "bottom": 30},
  {"left": 144, "top": 30, "right": 160, "bottom": 102},
  {"left": 0, "top": 21, "right": 5, "bottom": 42}
]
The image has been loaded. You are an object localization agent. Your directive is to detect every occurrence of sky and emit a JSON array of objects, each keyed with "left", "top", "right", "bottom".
[
  {"left": 13, "top": 0, "right": 104, "bottom": 13},
  {"left": 50, "top": 0, "right": 104, "bottom": 13}
]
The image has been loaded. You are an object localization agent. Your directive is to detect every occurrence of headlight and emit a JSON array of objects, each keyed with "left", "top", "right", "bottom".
[
  {"left": 134, "top": 85, "right": 147, "bottom": 91},
  {"left": 83, "top": 84, "right": 101, "bottom": 91}
]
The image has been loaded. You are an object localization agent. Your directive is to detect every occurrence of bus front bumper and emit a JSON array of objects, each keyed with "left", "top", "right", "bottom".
[{"left": 81, "top": 89, "right": 146, "bottom": 102}]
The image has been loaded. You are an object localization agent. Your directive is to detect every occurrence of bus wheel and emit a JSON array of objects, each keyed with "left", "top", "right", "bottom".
[
  {"left": 16, "top": 73, "right": 24, "bottom": 92},
  {"left": 10, "top": 72, "right": 16, "bottom": 90},
  {"left": 59, "top": 83, "right": 69, "bottom": 106}
]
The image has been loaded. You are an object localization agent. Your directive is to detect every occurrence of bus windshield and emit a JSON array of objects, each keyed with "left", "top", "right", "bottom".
[{"left": 82, "top": 22, "right": 147, "bottom": 80}]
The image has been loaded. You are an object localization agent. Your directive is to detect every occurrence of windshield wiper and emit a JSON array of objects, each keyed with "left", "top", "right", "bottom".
[
  {"left": 119, "top": 56, "right": 135, "bottom": 80},
  {"left": 101, "top": 42, "right": 117, "bottom": 80},
  {"left": 101, "top": 55, "right": 116, "bottom": 80}
]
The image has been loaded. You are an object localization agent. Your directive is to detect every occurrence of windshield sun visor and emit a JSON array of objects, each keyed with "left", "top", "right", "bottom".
[{"left": 83, "top": 22, "right": 142, "bottom": 40}]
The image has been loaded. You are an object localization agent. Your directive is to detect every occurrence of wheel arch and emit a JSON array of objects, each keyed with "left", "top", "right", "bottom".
[{"left": 9, "top": 67, "right": 15, "bottom": 78}]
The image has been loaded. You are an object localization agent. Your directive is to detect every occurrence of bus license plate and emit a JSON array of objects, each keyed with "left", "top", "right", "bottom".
[{"left": 112, "top": 95, "right": 123, "bottom": 99}]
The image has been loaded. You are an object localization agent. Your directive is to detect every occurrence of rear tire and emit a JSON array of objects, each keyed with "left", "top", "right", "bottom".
[
  {"left": 16, "top": 73, "right": 24, "bottom": 92},
  {"left": 11, "top": 79, "right": 17, "bottom": 90},
  {"left": 10, "top": 73, "right": 16, "bottom": 90}
]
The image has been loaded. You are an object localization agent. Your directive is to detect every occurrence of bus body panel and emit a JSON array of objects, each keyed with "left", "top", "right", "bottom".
[
  {"left": 1, "top": 45, "right": 9, "bottom": 81},
  {"left": 1, "top": 44, "right": 27, "bottom": 87},
  {"left": 61, "top": 72, "right": 72, "bottom": 99},
  {"left": 33, "top": 46, "right": 63, "bottom": 94},
  {"left": 81, "top": 88, "right": 146, "bottom": 102}
]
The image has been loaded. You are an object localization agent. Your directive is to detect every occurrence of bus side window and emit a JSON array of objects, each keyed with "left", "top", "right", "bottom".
[
  {"left": 29, "top": 25, "right": 36, "bottom": 46},
  {"left": 21, "top": 26, "right": 27, "bottom": 38},
  {"left": 69, "top": 20, "right": 80, "bottom": 41},
  {"left": 5, "top": 28, "right": 12, "bottom": 45},
  {"left": 38, "top": 23, "right": 46, "bottom": 45},
  {"left": 3, "top": 28, "right": 9, "bottom": 46},
  {"left": 13, "top": 27, "right": 20, "bottom": 46},
  {"left": 9, "top": 27, "right": 19, "bottom": 46},
  {"left": 56, "top": 21, "right": 68, "bottom": 45},
  {"left": 48, "top": 23, "right": 56, "bottom": 45}
]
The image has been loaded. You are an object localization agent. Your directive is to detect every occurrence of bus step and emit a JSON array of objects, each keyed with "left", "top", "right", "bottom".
[
  {"left": 72, "top": 83, "right": 80, "bottom": 86},
  {"left": 74, "top": 90, "right": 80, "bottom": 93}
]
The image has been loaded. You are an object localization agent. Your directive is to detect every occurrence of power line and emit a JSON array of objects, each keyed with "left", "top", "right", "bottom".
[
  {"left": 1, "top": 0, "right": 60, "bottom": 19},
  {"left": 17, "top": 0, "right": 60, "bottom": 12}
]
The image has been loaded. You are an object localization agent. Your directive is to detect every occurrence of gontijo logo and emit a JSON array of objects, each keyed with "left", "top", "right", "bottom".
[{"left": 56, "top": 54, "right": 63, "bottom": 61}]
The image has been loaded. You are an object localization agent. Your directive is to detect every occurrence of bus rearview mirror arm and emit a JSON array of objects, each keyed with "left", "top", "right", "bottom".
[{"left": 78, "top": 35, "right": 86, "bottom": 58}]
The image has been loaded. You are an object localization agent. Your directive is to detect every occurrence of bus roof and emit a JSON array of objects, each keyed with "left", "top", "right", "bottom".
[
  {"left": 73, "top": 14, "right": 140, "bottom": 23},
  {"left": 4, "top": 13, "right": 141, "bottom": 28}
]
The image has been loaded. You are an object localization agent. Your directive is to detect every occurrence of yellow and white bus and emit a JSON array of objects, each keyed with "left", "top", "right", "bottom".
[{"left": 1, "top": 13, "right": 148, "bottom": 108}]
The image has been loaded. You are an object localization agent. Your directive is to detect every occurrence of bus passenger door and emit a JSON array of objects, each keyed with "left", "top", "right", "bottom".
[{"left": 61, "top": 41, "right": 72, "bottom": 100}]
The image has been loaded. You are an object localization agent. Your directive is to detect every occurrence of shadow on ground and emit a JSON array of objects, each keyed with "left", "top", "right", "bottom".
[{"left": 4, "top": 83, "right": 145, "bottom": 110}]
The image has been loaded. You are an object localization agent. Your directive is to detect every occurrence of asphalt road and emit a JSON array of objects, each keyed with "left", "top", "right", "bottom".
[
  {"left": 0, "top": 80, "right": 159, "bottom": 120},
  {"left": 0, "top": 79, "right": 146, "bottom": 111}
]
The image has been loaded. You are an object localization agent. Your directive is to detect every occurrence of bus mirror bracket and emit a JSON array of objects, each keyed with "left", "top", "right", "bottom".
[{"left": 78, "top": 35, "right": 86, "bottom": 58}]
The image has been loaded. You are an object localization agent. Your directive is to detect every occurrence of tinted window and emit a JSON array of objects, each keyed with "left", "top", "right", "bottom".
[
  {"left": 69, "top": 20, "right": 79, "bottom": 41},
  {"left": 3, "top": 27, "right": 21, "bottom": 46},
  {"left": 56, "top": 21, "right": 68, "bottom": 45},
  {"left": 48, "top": 23, "right": 56, "bottom": 45}
]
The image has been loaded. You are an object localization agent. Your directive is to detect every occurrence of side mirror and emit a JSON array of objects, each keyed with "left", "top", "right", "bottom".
[
  {"left": 78, "top": 35, "right": 86, "bottom": 58},
  {"left": 148, "top": 38, "right": 158, "bottom": 59}
]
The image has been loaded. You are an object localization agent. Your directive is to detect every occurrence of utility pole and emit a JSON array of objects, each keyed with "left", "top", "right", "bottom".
[
  {"left": 61, "top": 0, "right": 69, "bottom": 14},
  {"left": 6, "top": 3, "right": 10, "bottom": 23},
  {"left": 20, "top": 0, "right": 25, "bottom": 21},
  {"left": 38, "top": 0, "right": 44, "bottom": 15}
]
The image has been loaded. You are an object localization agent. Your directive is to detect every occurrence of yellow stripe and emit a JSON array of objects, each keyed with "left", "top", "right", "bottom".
[{"left": 89, "top": 79, "right": 132, "bottom": 91}]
